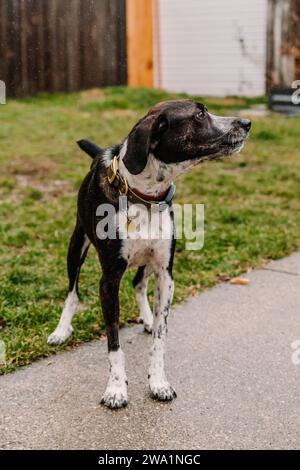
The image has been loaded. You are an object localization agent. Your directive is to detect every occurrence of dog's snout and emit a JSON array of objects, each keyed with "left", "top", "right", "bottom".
[{"left": 236, "top": 119, "right": 251, "bottom": 132}]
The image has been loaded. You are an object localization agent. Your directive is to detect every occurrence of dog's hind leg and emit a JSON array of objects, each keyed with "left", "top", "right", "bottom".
[
  {"left": 47, "top": 220, "right": 90, "bottom": 345},
  {"left": 133, "top": 265, "right": 153, "bottom": 333},
  {"left": 148, "top": 269, "right": 176, "bottom": 401}
]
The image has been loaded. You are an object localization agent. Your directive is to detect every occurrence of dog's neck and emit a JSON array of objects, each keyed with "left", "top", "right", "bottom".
[{"left": 118, "top": 139, "right": 197, "bottom": 197}]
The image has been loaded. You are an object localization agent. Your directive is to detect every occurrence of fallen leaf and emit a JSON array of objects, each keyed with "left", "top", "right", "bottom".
[
  {"left": 188, "top": 284, "right": 201, "bottom": 296},
  {"left": 230, "top": 277, "right": 250, "bottom": 286}
]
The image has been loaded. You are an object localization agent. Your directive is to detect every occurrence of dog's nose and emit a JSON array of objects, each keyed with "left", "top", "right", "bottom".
[{"left": 237, "top": 119, "right": 251, "bottom": 132}]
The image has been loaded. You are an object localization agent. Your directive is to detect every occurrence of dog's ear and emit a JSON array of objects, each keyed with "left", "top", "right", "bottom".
[{"left": 122, "top": 112, "right": 168, "bottom": 175}]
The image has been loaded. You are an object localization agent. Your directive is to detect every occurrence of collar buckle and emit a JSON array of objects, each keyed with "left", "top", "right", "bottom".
[{"left": 107, "top": 156, "right": 118, "bottom": 184}]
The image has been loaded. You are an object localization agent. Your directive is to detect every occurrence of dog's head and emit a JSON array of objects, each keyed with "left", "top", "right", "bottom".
[{"left": 122, "top": 99, "right": 251, "bottom": 175}]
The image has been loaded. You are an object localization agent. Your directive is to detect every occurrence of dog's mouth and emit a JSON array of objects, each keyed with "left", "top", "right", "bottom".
[
  {"left": 218, "top": 129, "right": 249, "bottom": 155},
  {"left": 188, "top": 130, "right": 248, "bottom": 165},
  {"left": 197, "top": 124, "right": 250, "bottom": 156}
]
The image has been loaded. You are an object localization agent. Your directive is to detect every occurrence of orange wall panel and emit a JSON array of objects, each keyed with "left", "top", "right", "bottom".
[{"left": 126, "top": 0, "right": 153, "bottom": 87}]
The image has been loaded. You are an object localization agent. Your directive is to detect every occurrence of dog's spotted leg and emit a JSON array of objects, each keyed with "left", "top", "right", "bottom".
[
  {"left": 148, "top": 269, "right": 176, "bottom": 401},
  {"left": 133, "top": 265, "right": 153, "bottom": 333},
  {"left": 99, "top": 262, "right": 128, "bottom": 409},
  {"left": 47, "top": 222, "right": 90, "bottom": 346},
  {"left": 101, "top": 349, "right": 128, "bottom": 409}
]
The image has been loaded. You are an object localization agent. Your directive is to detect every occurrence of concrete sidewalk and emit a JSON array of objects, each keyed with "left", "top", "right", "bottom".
[{"left": 1, "top": 253, "right": 300, "bottom": 450}]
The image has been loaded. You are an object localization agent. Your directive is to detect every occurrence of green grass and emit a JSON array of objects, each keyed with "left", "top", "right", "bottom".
[{"left": 0, "top": 86, "right": 299, "bottom": 373}]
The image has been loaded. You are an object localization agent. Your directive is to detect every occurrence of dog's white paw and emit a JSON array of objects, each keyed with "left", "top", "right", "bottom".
[
  {"left": 139, "top": 318, "right": 153, "bottom": 334},
  {"left": 47, "top": 325, "right": 73, "bottom": 345},
  {"left": 100, "top": 386, "right": 128, "bottom": 409},
  {"left": 149, "top": 380, "right": 177, "bottom": 401},
  {"left": 144, "top": 322, "right": 153, "bottom": 334}
]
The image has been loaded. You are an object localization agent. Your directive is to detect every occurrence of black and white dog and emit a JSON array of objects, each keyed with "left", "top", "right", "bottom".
[{"left": 47, "top": 100, "right": 251, "bottom": 408}]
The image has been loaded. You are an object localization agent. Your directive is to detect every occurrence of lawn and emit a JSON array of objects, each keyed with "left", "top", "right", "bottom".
[{"left": 1, "top": 87, "right": 300, "bottom": 373}]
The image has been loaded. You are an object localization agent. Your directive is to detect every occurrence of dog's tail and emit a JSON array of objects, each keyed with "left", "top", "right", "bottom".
[{"left": 77, "top": 139, "right": 103, "bottom": 159}]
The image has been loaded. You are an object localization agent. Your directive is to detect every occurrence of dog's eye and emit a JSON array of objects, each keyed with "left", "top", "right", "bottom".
[{"left": 195, "top": 110, "right": 206, "bottom": 121}]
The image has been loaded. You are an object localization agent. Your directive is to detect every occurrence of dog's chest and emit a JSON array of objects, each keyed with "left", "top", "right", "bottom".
[
  {"left": 119, "top": 205, "right": 173, "bottom": 269},
  {"left": 121, "top": 238, "right": 171, "bottom": 268}
]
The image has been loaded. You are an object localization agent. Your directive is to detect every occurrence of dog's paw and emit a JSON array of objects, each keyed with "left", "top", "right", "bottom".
[
  {"left": 149, "top": 381, "right": 177, "bottom": 401},
  {"left": 47, "top": 326, "right": 73, "bottom": 345},
  {"left": 100, "top": 389, "right": 128, "bottom": 409},
  {"left": 143, "top": 323, "right": 153, "bottom": 334},
  {"left": 139, "top": 318, "right": 153, "bottom": 334}
]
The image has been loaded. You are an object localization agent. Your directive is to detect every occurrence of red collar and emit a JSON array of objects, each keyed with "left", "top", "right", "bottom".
[{"left": 131, "top": 186, "right": 171, "bottom": 202}]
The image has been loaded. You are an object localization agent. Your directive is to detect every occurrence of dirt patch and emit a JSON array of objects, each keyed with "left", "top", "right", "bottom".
[
  {"left": 17, "top": 175, "right": 74, "bottom": 198},
  {"left": 1, "top": 174, "right": 75, "bottom": 203},
  {"left": 80, "top": 88, "right": 105, "bottom": 103},
  {"left": 8, "top": 158, "right": 58, "bottom": 178}
]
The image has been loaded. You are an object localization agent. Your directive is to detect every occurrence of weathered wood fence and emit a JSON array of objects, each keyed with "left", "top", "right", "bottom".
[
  {"left": 266, "top": 0, "right": 300, "bottom": 89},
  {"left": 0, "top": 0, "right": 127, "bottom": 97}
]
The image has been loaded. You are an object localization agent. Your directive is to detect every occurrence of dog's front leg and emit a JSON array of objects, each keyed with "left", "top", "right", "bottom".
[
  {"left": 148, "top": 269, "right": 176, "bottom": 401},
  {"left": 99, "top": 266, "right": 128, "bottom": 409}
]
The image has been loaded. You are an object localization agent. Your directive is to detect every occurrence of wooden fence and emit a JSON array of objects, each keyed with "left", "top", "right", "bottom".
[
  {"left": 266, "top": 0, "right": 300, "bottom": 90},
  {"left": 0, "top": 0, "right": 127, "bottom": 97}
]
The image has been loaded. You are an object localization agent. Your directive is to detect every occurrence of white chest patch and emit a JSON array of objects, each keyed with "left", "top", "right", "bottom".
[
  {"left": 119, "top": 204, "right": 173, "bottom": 270},
  {"left": 121, "top": 237, "right": 172, "bottom": 268}
]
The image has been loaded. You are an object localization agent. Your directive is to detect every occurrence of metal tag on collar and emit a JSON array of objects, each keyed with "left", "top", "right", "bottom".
[{"left": 156, "top": 201, "right": 169, "bottom": 212}]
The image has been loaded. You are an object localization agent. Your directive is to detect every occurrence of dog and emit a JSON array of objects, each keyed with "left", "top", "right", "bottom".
[{"left": 47, "top": 99, "right": 251, "bottom": 408}]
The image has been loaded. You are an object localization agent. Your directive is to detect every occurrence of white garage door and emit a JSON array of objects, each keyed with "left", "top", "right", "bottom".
[{"left": 155, "top": 0, "right": 268, "bottom": 96}]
